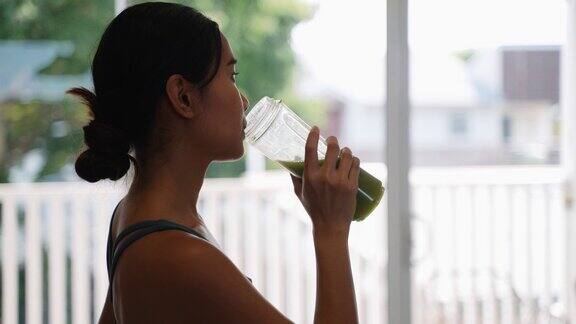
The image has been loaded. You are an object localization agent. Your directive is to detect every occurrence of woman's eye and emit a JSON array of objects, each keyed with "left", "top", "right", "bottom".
[{"left": 232, "top": 72, "right": 239, "bottom": 82}]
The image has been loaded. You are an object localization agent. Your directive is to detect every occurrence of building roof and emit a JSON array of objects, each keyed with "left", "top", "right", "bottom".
[{"left": 0, "top": 40, "right": 91, "bottom": 102}]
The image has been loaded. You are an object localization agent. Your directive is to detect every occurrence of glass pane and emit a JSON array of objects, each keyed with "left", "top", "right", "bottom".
[
  {"left": 1, "top": 1, "right": 388, "bottom": 323},
  {"left": 291, "top": 0, "right": 388, "bottom": 322},
  {"left": 409, "top": 0, "right": 565, "bottom": 167},
  {"left": 410, "top": 0, "right": 568, "bottom": 323}
]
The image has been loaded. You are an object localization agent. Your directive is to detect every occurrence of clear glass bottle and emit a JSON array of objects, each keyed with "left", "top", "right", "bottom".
[{"left": 244, "top": 96, "right": 385, "bottom": 222}]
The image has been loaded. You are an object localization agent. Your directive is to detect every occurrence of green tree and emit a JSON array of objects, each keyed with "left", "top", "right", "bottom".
[
  {"left": 1, "top": 99, "right": 87, "bottom": 182},
  {"left": 0, "top": 0, "right": 115, "bottom": 74},
  {"left": 0, "top": 0, "right": 323, "bottom": 182}
]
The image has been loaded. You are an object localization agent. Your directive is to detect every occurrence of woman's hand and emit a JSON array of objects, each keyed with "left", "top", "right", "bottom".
[{"left": 290, "top": 126, "right": 360, "bottom": 235}]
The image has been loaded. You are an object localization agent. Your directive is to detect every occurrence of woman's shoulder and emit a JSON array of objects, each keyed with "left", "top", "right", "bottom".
[
  {"left": 111, "top": 230, "right": 218, "bottom": 321},
  {"left": 114, "top": 228, "right": 220, "bottom": 280},
  {"left": 112, "top": 230, "right": 266, "bottom": 322}
]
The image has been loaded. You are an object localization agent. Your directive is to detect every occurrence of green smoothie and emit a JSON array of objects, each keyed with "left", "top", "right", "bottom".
[{"left": 277, "top": 158, "right": 385, "bottom": 222}]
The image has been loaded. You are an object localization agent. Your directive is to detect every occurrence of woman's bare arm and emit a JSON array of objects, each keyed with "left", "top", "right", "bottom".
[{"left": 313, "top": 228, "right": 359, "bottom": 324}]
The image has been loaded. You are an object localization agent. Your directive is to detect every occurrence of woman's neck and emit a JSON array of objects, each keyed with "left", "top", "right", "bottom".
[{"left": 121, "top": 153, "right": 212, "bottom": 229}]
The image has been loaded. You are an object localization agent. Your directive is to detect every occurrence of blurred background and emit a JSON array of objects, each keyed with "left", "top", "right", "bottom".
[{"left": 0, "top": 0, "right": 572, "bottom": 323}]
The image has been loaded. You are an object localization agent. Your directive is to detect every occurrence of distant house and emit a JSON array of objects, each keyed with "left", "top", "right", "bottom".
[
  {"left": 0, "top": 40, "right": 91, "bottom": 102},
  {"left": 322, "top": 45, "right": 560, "bottom": 166}
]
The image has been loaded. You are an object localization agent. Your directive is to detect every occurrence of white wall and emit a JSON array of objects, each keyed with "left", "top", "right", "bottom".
[{"left": 338, "top": 102, "right": 555, "bottom": 163}]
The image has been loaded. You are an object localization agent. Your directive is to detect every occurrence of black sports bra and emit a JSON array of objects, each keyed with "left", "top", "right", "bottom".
[{"left": 105, "top": 199, "right": 253, "bottom": 320}]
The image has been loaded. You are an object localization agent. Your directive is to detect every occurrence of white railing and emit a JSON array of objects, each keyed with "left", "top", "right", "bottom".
[
  {"left": 0, "top": 164, "right": 572, "bottom": 324},
  {"left": 411, "top": 166, "right": 569, "bottom": 324}
]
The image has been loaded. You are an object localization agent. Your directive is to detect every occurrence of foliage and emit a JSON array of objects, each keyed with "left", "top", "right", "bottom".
[
  {"left": 0, "top": 0, "right": 115, "bottom": 74},
  {"left": 0, "top": 0, "right": 322, "bottom": 181}
]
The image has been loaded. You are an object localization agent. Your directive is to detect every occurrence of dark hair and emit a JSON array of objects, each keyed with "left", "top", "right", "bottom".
[{"left": 68, "top": 2, "right": 222, "bottom": 183}]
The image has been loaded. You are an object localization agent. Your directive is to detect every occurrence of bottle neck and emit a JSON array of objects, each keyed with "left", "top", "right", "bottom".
[{"left": 245, "top": 97, "right": 282, "bottom": 144}]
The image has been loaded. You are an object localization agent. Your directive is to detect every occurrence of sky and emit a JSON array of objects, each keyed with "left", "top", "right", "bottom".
[{"left": 290, "top": 0, "right": 567, "bottom": 105}]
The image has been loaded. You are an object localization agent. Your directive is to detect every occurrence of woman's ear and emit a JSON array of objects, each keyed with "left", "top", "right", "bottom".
[{"left": 165, "top": 74, "right": 202, "bottom": 119}]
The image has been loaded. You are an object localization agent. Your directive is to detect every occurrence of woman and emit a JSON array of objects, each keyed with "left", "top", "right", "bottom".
[{"left": 69, "top": 2, "right": 360, "bottom": 323}]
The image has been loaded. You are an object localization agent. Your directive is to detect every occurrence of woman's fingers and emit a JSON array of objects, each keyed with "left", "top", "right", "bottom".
[
  {"left": 349, "top": 157, "right": 360, "bottom": 188},
  {"left": 323, "top": 136, "right": 340, "bottom": 175},
  {"left": 304, "top": 126, "right": 320, "bottom": 174},
  {"left": 338, "top": 147, "right": 354, "bottom": 182}
]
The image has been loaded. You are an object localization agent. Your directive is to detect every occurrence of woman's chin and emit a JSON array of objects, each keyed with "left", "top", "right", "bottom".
[
  {"left": 212, "top": 151, "right": 241, "bottom": 163},
  {"left": 229, "top": 141, "right": 245, "bottom": 160},
  {"left": 217, "top": 138, "right": 245, "bottom": 161}
]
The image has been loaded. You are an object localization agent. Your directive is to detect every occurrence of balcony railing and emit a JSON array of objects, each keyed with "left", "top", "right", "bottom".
[{"left": 0, "top": 163, "right": 571, "bottom": 324}]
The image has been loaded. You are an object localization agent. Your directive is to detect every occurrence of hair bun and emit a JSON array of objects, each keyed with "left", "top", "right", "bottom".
[
  {"left": 75, "top": 149, "right": 131, "bottom": 182},
  {"left": 75, "top": 120, "right": 131, "bottom": 182},
  {"left": 82, "top": 120, "right": 130, "bottom": 155}
]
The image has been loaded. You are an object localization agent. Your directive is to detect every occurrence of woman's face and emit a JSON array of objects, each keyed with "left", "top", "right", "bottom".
[{"left": 191, "top": 33, "right": 249, "bottom": 162}]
